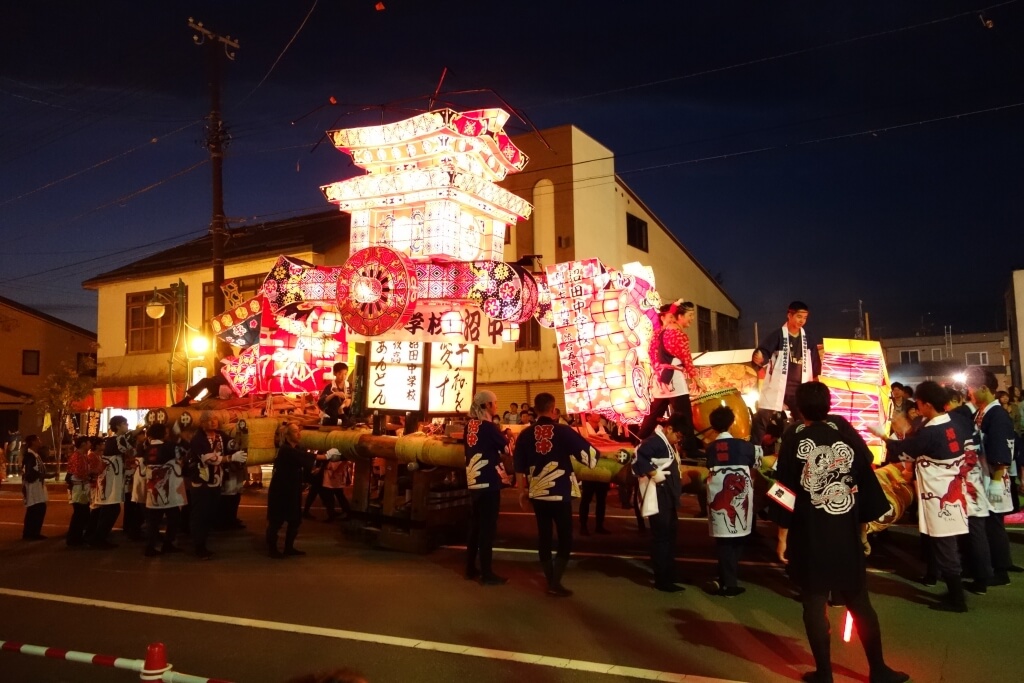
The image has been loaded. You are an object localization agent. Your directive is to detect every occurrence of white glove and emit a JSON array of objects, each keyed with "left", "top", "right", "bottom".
[
  {"left": 987, "top": 479, "right": 1003, "bottom": 504},
  {"left": 326, "top": 448, "right": 343, "bottom": 462},
  {"left": 651, "top": 469, "right": 667, "bottom": 484},
  {"left": 230, "top": 450, "right": 248, "bottom": 464},
  {"left": 866, "top": 423, "right": 886, "bottom": 439}
]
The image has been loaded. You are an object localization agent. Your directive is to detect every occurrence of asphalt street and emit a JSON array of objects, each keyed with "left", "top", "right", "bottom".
[{"left": 1, "top": 482, "right": 1021, "bottom": 683}]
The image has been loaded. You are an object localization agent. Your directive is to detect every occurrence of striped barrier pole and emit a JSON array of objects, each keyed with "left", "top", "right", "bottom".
[{"left": 0, "top": 639, "right": 232, "bottom": 683}]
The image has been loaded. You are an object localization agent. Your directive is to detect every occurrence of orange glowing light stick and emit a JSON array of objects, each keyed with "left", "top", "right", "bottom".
[{"left": 843, "top": 610, "right": 854, "bottom": 643}]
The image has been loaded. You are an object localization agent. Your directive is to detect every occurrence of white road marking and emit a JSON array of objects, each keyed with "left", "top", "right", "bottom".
[{"left": 0, "top": 587, "right": 746, "bottom": 683}]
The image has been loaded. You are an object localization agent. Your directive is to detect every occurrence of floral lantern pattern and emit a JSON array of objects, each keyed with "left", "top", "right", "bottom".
[
  {"left": 320, "top": 108, "right": 535, "bottom": 340},
  {"left": 546, "top": 258, "right": 660, "bottom": 424}
]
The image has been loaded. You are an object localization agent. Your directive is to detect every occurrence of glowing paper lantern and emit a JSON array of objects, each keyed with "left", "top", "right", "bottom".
[
  {"left": 211, "top": 295, "right": 268, "bottom": 348},
  {"left": 819, "top": 338, "right": 892, "bottom": 464},
  {"left": 221, "top": 345, "right": 261, "bottom": 398},
  {"left": 261, "top": 255, "right": 344, "bottom": 316},
  {"left": 546, "top": 258, "right": 659, "bottom": 424},
  {"left": 320, "top": 107, "right": 535, "bottom": 352},
  {"left": 368, "top": 341, "right": 424, "bottom": 412},
  {"left": 428, "top": 342, "right": 476, "bottom": 413},
  {"left": 335, "top": 245, "right": 418, "bottom": 336},
  {"left": 501, "top": 323, "right": 520, "bottom": 343}
]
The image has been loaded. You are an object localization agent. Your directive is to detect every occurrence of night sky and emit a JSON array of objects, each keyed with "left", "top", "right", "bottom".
[{"left": 2, "top": 1, "right": 1022, "bottom": 344}]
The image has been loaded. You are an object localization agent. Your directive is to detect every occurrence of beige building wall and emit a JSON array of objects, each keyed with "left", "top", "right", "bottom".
[
  {"left": 0, "top": 301, "right": 96, "bottom": 436},
  {"left": 94, "top": 251, "right": 316, "bottom": 387}
]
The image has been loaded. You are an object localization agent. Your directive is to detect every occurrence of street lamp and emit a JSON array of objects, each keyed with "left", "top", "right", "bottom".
[{"left": 145, "top": 279, "right": 188, "bottom": 404}]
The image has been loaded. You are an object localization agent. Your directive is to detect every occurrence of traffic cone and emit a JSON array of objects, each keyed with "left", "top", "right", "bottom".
[{"left": 140, "top": 642, "right": 171, "bottom": 681}]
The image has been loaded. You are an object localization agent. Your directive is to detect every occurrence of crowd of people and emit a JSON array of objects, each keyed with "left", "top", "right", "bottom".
[{"left": 11, "top": 299, "right": 1024, "bottom": 683}]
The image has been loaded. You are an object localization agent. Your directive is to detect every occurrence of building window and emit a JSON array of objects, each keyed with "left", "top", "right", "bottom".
[
  {"left": 931, "top": 348, "right": 942, "bottom": 361},
  {"left": 203, "top": 275, "right": 265, "bottom": 333},
  {"left": 77, "top": 352, "right": 97, "bottom": 377},
  {"left": 516, "top": 318, "right": 541, "bottom": 352},
  {"left": 22, "top": 350, "right": 40, "bottom": 375},
  {"left": 965, "top": 352, "right": 989, "bottom": 366},
  {"left": 716, "top": 313, "right": 739, "bottom": 351},
  {"left": 126, "top": 290, "right": 179, "bottom": 354},
  {"left": 697, "top": 306, "right": 713, "bottom": 352},
  {"left": 899, "top": 350, "right": 920, "bottom": 364},
  {"left": 626, "top": 213, "right": 648, "bottom": 252}
]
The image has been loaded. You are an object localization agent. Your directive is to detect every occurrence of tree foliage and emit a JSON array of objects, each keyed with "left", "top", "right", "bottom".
[{"left": 37, "top": 359, "right": 95, "bottom": 452}]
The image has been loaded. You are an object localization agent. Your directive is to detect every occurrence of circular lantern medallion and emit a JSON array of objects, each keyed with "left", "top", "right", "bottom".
[{"left": 337, "top": 245, "right": 418, "bottom": 336}]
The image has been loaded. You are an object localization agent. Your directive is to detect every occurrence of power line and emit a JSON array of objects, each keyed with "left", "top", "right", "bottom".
[
  {"left": 0, "top": 119, "right": 203, "bottom": 208},
  {"left": 237, "top": 0, "right": 319, "bottom": 107},
  {"left": 2, "top": 158, "right": 209, "bottom": 251},
  {"left": 528, "top": 0, "right": 1021, "bottom": 109},
  {"left": 0, "top": 228, "right": 208, "bottom": 286}
]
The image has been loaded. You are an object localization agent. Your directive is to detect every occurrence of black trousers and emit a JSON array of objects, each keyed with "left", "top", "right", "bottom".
[
  {"left": 579, "top": 481, "right": 609, "bottom": 531},
  {"left": 304, "top": 476, "right": 325, "bottom": 514},
  {"left": 23, "top": 503, "right": 46, "bottom": 538},
  {"left": 217, "top": 493, "right": 242, "bottom": 528},
  {"left": 985, "top": 512, "right": 1013, "bottom": 576},
  {"left": 267, "top": 517, "right": 301, "bottom": 552},
  {"left": 923, "top": 533, "right": 962, "bottom": 580},
  {"left": 67, "top": 503, "right": 90, "bottom": 545},
  {"left": 122, "top": 499, "right": 144, "bottom": 539},
  {"left": 190, "top": 486, "right": 220, "bottom": 552},
  {"left": 531, "top": 499, "right": 573, "bottom": 563},
  {"left": 321, "top": 487, "right": 353, "bottom": 516},
  {"left": 89, "top": 504, "right": 121, "bottom": 544},
  {"left": 467, "top": 488, "right": 501, "bottom": 576},
  {"left": 801, "top": 586, "right": 886, "bottom": 677},
  {"left": 715, "top": 536, "right": 745, "bottom": 588},
  {"left": 638, "top": 394, "right": 696, "bottom": 449},
  {"left": 965, "top": 516, "right": 993, "bottom": 585},
  {"left": 648, "top": 485, "right": 679, "bottom": 586},
  {"left": 146, "top": 507, "right": 181, "bottom": 550}
]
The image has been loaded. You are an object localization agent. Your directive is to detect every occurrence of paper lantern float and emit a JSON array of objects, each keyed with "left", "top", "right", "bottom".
[
  {"left": 546, "top": 258, "right": 660, "bottom": 424},
  {"left": 263, "top": 255, "right": 344, "bottom": 316},
  {"left": 321, "top": 108, "right": 536, "bottom": 340},
  {"left": 211, "top": 295, "right": 268, "bottom": 349},
  {"left": 819, "top": 338, "right": 891, "bottom": 464}
]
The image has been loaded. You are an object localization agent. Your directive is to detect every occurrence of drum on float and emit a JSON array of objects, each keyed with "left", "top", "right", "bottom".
[{"left": 691, "top": 388, "right": 752, "bottom": 445}]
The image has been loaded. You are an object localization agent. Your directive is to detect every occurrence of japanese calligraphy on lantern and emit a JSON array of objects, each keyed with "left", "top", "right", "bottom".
[
  {"left": 366, "top": 340, "right": 425, "bottom": 412},
  {"left": 428, "top": 342, "right": 476, "bottom": 414},
  {"left": 546, "top": 258, "right": 660, "bottom": 424},
  {"left": 345, "top": 302, "right": 498, "bottom": 348}
]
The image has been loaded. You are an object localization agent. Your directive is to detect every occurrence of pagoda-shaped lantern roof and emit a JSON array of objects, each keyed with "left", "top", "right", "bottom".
[{"left": 326, "top": 108, "right": 528, "bottom": 182}]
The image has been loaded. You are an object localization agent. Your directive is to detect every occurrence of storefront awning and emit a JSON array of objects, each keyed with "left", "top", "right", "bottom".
[{"left": 74, "top": 384, "right": 185, "bottom": 411}]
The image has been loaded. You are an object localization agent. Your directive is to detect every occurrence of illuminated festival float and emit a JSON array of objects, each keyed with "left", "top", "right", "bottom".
[{"left": 140, "top": 107, "right": 910, "bottom": 551}]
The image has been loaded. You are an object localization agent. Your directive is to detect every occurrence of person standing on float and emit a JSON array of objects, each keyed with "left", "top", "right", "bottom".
[
  {"left": 752, "top": 300, "right": 820, "bottom": 444},
  {"left": 638, "top": 301, "right": 703, "bottom": 457}
]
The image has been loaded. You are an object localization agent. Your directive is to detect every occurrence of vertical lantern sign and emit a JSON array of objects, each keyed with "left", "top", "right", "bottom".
[
  {"left": 428, "top": 342, "right": 476, "bottom": 414},
  {"left": 548, "top": 260, "right": 600, "bottom": 416},
  {"left": 546, "top": 258, "right": 659, "bottom": 424},
  {"left": 819, "top": 338, "right": 892, "bottom": 464},
  {"left": 367, "top": 340, "right": 425, "bottom": 412}
]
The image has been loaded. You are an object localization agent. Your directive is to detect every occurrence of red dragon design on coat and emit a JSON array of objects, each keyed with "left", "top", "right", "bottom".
[
  {"left": 936, "top": 459, "right": 970, "bottom": 519},
  {"left": 709, "top": 471, "right": 750, "bottom": 533}
]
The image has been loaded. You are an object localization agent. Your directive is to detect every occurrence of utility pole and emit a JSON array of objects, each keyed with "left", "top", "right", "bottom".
[{"left": 188, "top": 18, "right": 238, "bottom": 318}]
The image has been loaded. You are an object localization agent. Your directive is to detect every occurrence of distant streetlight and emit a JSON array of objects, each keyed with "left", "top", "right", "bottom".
[{"left": 145, "top": 279, "right": 189, "bottom": 403}]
